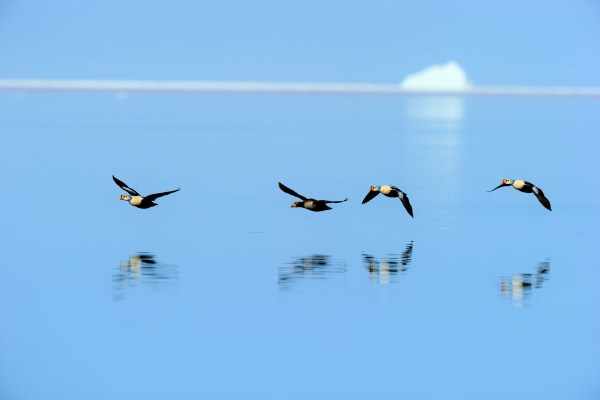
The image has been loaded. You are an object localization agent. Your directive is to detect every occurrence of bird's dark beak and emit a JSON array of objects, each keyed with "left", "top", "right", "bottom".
[{"left": 488, "top": 183, "right": 508, "bottom": 192}]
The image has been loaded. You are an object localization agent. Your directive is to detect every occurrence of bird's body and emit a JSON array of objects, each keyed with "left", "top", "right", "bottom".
[
  {"left": 488, "top": 179, "right": 551, "bottom": 211},
  {"left": 295, "top": 199, "right": 333, "bottom": 212},
  {"left": 113, "top": 175, "right": 180, "bottom": 209},
  {"left": 379, "top": 185, "right": 397, "bottom": 197},
  {"left": 278, "top": 182, "right": 347, "bottom": 212},
  {"left": 362, "top": 185, "right": 414, "bottom": 218}
]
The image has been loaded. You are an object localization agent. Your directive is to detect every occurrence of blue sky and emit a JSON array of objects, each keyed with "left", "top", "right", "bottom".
[{"left": 0, "top": 0, "right": 599, "bottom": 86}]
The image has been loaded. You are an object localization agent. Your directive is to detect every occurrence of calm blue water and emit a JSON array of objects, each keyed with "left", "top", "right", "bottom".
[{"left": 1, "top": 93, "right": 599, "bottom": 399}]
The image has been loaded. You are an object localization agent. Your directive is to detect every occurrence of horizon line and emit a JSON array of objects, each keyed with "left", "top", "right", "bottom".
[{"left": 1, "top": 79, "right": 600, "bottom": 98}]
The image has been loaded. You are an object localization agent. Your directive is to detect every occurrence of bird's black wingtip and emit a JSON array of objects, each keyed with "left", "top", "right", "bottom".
[{"left": 488, "top": 183, "right": 507, "bottom": 192}]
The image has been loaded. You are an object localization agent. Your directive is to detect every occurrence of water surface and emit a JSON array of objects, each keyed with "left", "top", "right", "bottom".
[{"left": 1, "top": 93, "right": 599, "bottom": 399}]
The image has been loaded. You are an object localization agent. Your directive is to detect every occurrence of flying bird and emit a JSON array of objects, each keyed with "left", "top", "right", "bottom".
[
  {"left": 278, "top": 182, "right": 347, "bottom": 212},
  {"left": 361, "top": 185, "right": 414, "bottom": 218},
  {"left": 488, "top": 179, "right": 551, "bottom": 211},
  {"left": 113, "top": 175, "right": 180, "bottom": 209}
]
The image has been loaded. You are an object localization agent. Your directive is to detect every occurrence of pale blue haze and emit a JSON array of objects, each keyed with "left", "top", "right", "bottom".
[{"left": 0, "top": 1, "right": 599, "bottom": 85}]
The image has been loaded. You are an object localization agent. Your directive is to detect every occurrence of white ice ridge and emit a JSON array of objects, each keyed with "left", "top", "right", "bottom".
[{"left": 1, "top": 78, "right": 599, "bottom": 97}]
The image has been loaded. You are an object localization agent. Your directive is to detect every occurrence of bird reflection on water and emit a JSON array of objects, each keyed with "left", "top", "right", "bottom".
[
  {"left": 278, "top": 255, "right": 346, "bottom": 290},
  {"left": 500, "top": 260, "right": 550, "bottom": 306},
  {"left": 113, "top": 252, "right": 178, "bottom": 300},
  {"left": 363, "top": 241, "right": 414, "bottom": 285}
]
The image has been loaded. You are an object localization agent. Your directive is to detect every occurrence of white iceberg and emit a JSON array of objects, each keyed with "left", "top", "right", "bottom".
[{"left": 401, "top": 61, "right": 472, "bottom": 90}]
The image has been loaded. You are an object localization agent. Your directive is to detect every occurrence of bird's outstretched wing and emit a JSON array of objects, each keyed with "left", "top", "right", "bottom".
[
  {"left": 322, "top": 198, "right": 348, "bottom": 204},
  {"left": 113, "top": 175, "right": 140, "bottom": 196},
  {"left": 362, "top": 190, "right": 379, "bottom": 204},
  {"left": 400, "top": 193, "right": 414, "bottom": 218},
  {"left": 145, "top": 188, "right": 180, "bottom": 202},
  {"left": 488, "top": 183, "right": 508, "bottom": 192},
  {"left": 532, "top": 186, "right": 552, "bottom": 211},
  {"left": 278, "top": 182, "right": 307, "bottom": 201}
]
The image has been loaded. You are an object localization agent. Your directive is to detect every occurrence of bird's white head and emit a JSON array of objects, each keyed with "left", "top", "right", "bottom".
[
  {"left": 370, "top": 185, "right": 380, "bottom": 192},
  {"left": 120, "top": 194, "right": 131, "bottom": 201}
]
